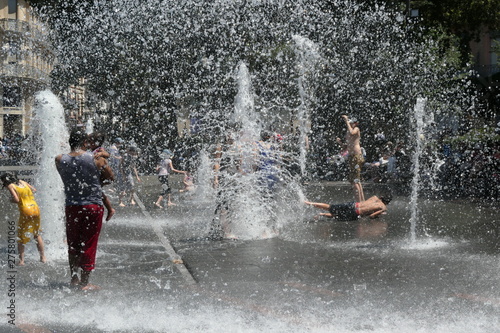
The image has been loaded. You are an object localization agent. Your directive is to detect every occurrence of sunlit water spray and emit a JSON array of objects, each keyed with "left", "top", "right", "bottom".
[
  {"left": 30, "top": 90, "right": 69, "bottom": 259},
  {"left": 225, "top": 63, "right": 272, "bottom": 238},
  {"left": 293, "top": 35, "right": 320, "bottom": 177},
  {"left": 208, "top": 62, "right": 306, "bottom": 240},
  {"left": 85, "top": 117, "right": 94, "bottom": 134},
  {"left": 191, "top": 150, "right": 213, "bottom": 202},
  {"left": 409, "top": 97, "right": 427, "bottom": 243},
  {"left": 7, "top": 2, "right": 495, "bottom": 332}
]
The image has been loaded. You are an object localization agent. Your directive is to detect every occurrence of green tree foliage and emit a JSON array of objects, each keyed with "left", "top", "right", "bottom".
[
  {"left": 412, "top": 0, "right": 500, "bottom": 37},
  {"left": 405, "top": 0, "right": 500, "bottom": 65}
]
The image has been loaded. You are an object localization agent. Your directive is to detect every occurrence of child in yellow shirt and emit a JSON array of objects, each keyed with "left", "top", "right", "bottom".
[{"left": 1, "top": 172, "right": 46, "bottom": 265}]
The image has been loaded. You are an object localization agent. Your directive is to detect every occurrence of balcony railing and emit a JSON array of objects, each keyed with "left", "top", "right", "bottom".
[
  {"left": 0, "top": 18, "right": 50, "bottom": 45},
  {"left": 0, "top": 18, "right": 30, "bottom": 34},
  {"left": 0, "top": 107, "right": 24, "bottom": 115},
  {"left": 0, "top": 63, "right": 51, "bottom": 82}
]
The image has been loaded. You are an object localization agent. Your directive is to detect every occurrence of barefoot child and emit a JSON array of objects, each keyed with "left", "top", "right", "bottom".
[
  {"left": 179, "top": 171, "right": 195, "bottom": 193},
  {"left": 154, "top": 149, "right": 186, "bottom": 208},
  {"left": 1, "top": 173, "right": 46, "bottom": 265},
  {"left": 86, "top": 132, "right": 115, "bottom": 221}
]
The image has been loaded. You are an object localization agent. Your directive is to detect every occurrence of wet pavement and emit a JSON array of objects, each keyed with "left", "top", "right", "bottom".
[{"left": 0, "top": 176, "right": 499, "bottom": 332}]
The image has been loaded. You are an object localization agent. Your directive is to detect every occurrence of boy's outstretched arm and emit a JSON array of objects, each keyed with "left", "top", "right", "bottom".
[{"left": 304, "top": 201, "right": 331, "bottom": 211}]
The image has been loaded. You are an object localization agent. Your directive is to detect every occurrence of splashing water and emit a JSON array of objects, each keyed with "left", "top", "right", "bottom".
[
  {"left": 8, "top": 2, "right": 496, "bottom": 332},
  {"left": 409, "top": 97, "right": 427, "bottom": 243},
  {"left": 31, "top": 91, "right": 69, "bottom": 259},
  {"left": 293, "top": 35, "right": 321, "bottom": 177},
  {"left": 85, "top": 118, "right": 94, "bottom": 134},
  {"left": 223, "top": 63, "right": 273, "bottom": 239},
  {"left": 208, "top": 62, "right": 306, "bottom": 240}
]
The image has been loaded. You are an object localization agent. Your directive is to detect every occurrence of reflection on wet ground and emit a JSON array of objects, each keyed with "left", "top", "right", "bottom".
[{"left": 0, "top": 179, "right": 498, "bottom": 332}]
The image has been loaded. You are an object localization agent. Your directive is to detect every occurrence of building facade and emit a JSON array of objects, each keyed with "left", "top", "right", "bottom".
[
  {"left": 0, "top": 0, "right": 53, "bottom": 138},
  {"left": 470, "top": 28, "right": 500, "bottom": 82}
]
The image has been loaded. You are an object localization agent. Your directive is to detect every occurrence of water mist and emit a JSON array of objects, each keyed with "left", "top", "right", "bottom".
[{"left": 31, "top": 91, "right": 69, "bottom": 259}]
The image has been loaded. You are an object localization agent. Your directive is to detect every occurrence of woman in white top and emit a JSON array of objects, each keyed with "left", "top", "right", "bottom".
[{"left": 154, "top": 149, "right": 186, "bottom": 208}]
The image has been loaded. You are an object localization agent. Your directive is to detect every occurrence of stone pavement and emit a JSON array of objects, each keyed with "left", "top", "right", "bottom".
[{"left": 0, "top": 177, "right": 499, "bottom": 332}]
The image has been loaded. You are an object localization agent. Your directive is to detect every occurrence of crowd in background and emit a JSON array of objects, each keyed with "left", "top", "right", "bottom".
[
  {"left": 0, "top": 134, "right": 30, "bottom": 164},
  {"left": 321, "top": 132, "right": 499, "bottom": 201},
  {"left": 2, "top": 129, "right": 499, "bottom": 201}
]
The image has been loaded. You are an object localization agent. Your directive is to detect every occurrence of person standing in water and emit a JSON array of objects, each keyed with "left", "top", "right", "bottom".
[
  {"left": 154, "top": 149, "right": 186, "bottom": 208},
  {"left": 1, "top": 173, "right": 46, "bottom": 265},
  {"left": 85, "top": 132, "right": 115, "bottom": 221},
  {"left": 119, "top": 145, "right": 141, "bottom": 207},
  {"left": 55, "top": 129, "right": 114, "bottom": 290},
  {"left": 108, "top": 137, "right": 124, "bottom": 196},
  {"left": 255, "top": 130, "right": 281, "bottom": 197},
  {"left": 211, "top": 133, "right": 243, "bottom": 239},
  {"left": 338, "top": 115, "right": 365, "bottom": 202}
]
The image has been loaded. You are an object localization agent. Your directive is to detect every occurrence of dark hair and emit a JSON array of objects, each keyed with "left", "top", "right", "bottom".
[
  {"left": 87, "top": 132, "right": 106, "bottom": 147},
  {"left": 379, "top": 192, "right": 393, "bottom": 205},
  {"left": 1, "top": 172, "right": 19, "bottom": 187},
  {"left": 260, "top": 130, "right": 272, "bottom": 141},
  {"left": 69, "top": 129, "right": 86, "bottom": 150}
]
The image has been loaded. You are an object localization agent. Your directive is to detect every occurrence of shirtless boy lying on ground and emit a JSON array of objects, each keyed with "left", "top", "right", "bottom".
[{"left": 304, "top": 194, "right": 391, "bottom": 221}]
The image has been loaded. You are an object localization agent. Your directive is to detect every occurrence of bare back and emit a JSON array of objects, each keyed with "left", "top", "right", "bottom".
[
  {"left": 357, "top": 196, "right": 386, "bottom": 218},
  {"left": 345, "top": 126, "right": 362, "bottom": 155}
]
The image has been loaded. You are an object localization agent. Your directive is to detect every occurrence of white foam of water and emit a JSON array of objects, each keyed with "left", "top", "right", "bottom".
[
  {"left": 86, "top": 118, "right": 94, "bottom": 134},
  {"left": 16, "top": 290, "right": 499, "bottom": 333},
  {"left": 325, "top": 237, "right": 451, "bottom": 252},
  {"left": 409, "top": 97, "right": 427, "bottom": 242},
  {"left": 400, "top": 237, "right": 450, "bottom": 251},
  {"left": 32, "top": 90, "right": 69, "bottom": 259},
  {"left": 293, "top": 35, "right": 320, "bottom": 176}
]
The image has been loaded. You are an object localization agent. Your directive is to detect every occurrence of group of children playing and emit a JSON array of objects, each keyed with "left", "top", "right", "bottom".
[
  {"left": 1, "top": 132, "right": 194, "bottom": 265},
  {"left": 2, "top": 130, "right": 390, "bottom": 266},
  {"left": 0, "top": 132, "right": 109, "bottom": 265}
]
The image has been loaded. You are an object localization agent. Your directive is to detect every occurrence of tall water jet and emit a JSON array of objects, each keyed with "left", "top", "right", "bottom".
[
  {"left": 293, "top": 35, "right": 320, "bottom": 177},
  {"left": 408, "top": 97, "right": 427, "bottom": 242},
  {"left": 31, "top": 91, "right": 69, "bottom": 258},
  {"left": 233, "top": 62, "right": 260, "bottom": 178},
  {"left": 85, "top": 118, "right": 94, "bottom": 134},
  {"left": 219, "top": 62, "right": 306, "bottom": 239},
  {"left": 233, "top": 62, "right": 260, "bottom": 143},
  {"left": 225, "top": 62, "right": 272, "bottom": 239}
]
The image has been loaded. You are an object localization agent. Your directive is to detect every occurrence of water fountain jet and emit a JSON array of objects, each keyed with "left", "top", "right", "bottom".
[{"left": 29, "top": 90, "right": 69, "bottom": 259}]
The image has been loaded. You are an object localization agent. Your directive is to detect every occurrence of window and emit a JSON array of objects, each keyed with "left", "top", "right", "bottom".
[
  {"left": 8, "top": 0, "right": 17, "bottom": 15},
  {"left": 3, "top": 87, "right": 21, "bottom": 107}
]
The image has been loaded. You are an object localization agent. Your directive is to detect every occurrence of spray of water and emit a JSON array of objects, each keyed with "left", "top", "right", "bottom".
[
  {"left": 293, "top": 35, "right": 321, "bottom": 177},
  {"left": 85, "top": 118, "right": 94, "bottom": 134},
  {"left": 409, "top": 97, "right": 427, "bottom": 242},
  {"left": 205, "top": 62, "right": 307, "bottom": 240},
  {"left": 30, "top": 90, "right": 69, "bottom": 259},
  {"left": 224, "top": 63, "right": 273, "bottom": 239}
]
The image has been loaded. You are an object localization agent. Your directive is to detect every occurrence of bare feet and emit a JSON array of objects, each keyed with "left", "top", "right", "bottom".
[
  {"left": 154, "top": 202, "right": 163, "bottom": 209},
  {"left": 130, "top": 200, "right": 136, "bottom": 206},
  {"left": 167, "top": 202, "right": 176, "bottom": 206},
  {"left": 80, "top": 284, "right": 101, "bottom": 291},
  {"left": 106, "top": 208, "right": 116, "bottom": 221},
  {"left": 70, "top": 275, "right": 80, "bottom": 287},
  {"left": 40, "top": 256, "right": 47, "bottom": 263},
  {"left": 18, "top": 260, "right": 25, "bottom": 266},
  {"left": 119, "top": 202, "right": 126, "bottom": 207}
]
